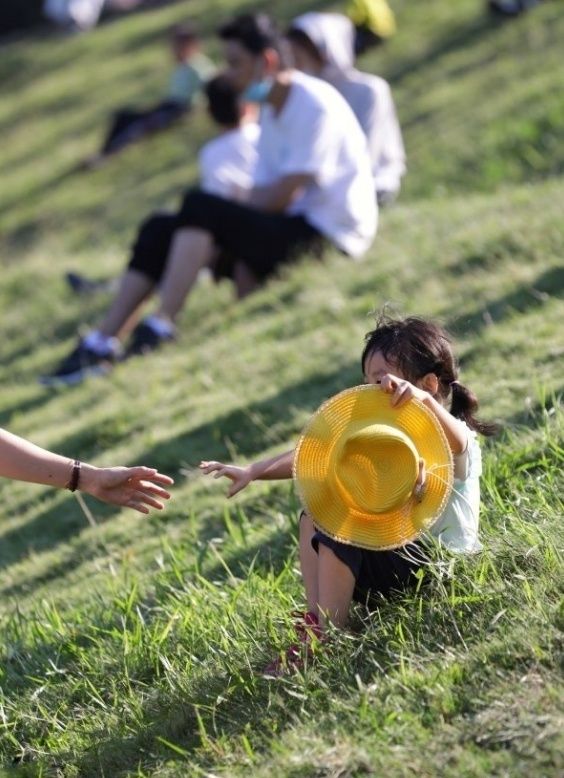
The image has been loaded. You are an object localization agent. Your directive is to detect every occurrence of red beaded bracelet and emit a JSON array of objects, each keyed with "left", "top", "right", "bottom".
[{"left": 67, "top": 459, "right": 81, "bottom": 492}]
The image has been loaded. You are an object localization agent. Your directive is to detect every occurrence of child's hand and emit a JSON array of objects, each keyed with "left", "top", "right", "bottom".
[
  {"left": 199, "top": 460, "right": 253, "bottom": 497},
  {"left": 380, "top": 373, "right": 429, "bottom": 407}
]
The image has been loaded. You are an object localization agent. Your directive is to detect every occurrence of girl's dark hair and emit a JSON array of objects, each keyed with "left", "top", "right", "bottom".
[
  {"left": 361, "top": 314, "right": 498, "bottom": 436},
  {"left": 219, "top": 13, "right": 281, "bottom": 55},
  {"left": 205, "top": 73, "right": 241, "bottom": 127}
]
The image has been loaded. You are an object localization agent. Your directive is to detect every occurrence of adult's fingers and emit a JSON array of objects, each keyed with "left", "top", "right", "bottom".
[
  {"left": 134, "top": 480, "right": 172, "bottom": 499},
  {"left": 134, "top": 490, "right": 167, "bottom": 510},
  {"left": 126, "top": 500, "right": 151, "bottom": 514},
  {"left": 151, "top": 472, "right": 174, "bottom": 486}
]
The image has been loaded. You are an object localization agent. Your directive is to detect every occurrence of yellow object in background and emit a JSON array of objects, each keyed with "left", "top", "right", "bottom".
[{"left": 346, "top": 0, "right": 397, "bottom": 39}]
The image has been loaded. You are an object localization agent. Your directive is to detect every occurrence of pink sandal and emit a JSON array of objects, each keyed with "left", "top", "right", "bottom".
[{"left": 263, "top": 611, "right": 323, "bottom": 677}]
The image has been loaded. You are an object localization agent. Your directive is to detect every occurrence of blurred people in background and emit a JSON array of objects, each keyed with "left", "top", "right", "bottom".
[
  {"left": 43, "top": 13, "right": 376, "bottom": 386},
  {"left": 66, "top": 72, "right": 260, "bottom": 297},
  {"left": 43, "top": 0, "right": 141, "bottom": 32},
  {"left": 488, "top": 0, "right": 542, "bottom": 15},
  {"left": 345, "top": 0, "right": 396, "bottom": 54},
  {"left": 82, "top": 23, "right": 215, "bottom": 169},
  {"left": 197, "top": 73, "right": 260, "bottom": 201},
  {"left": 287, "top": 12, "right": 405, "bottom": 205},
  {"left": 44, "top": 0, "right": 107, "bottom": 31}
]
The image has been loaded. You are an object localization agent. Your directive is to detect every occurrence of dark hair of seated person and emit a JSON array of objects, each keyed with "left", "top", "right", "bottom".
[
  {"left": 218, "top": 12, "right": 282, "bottom": 55},
  {"left": 171, "top": 22, "right": 200, "bottom": 46},
  {"left": 205, "top": 74, "right": 242, "bottom": 127}
]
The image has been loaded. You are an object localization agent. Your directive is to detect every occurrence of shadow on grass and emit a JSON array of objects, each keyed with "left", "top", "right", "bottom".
[
  {"left": 503, "top": 385, "right": 564, "bottom": 428},
  {"left": 127, "top": 360, "right": 361, "bottom": 473},
  {"left": 0, "top": 361, "right": 357, "bottom": 573},
  {"left": 0, "top": 391, "right": 58, "bottom": 428},
  {"left": 0, "top": 491, "right": 116, "bottom": 573},
  {"left": 447, "top": 265, "right": 564, "bottom": 338},
  {"left": 387, "top": 10, "right": 503, "bottom": 87},
  {"left": 0, "top": 537, "right": 100, "bottom": 601}
]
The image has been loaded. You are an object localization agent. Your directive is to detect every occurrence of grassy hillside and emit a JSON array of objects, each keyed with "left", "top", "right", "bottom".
[{"left": 1, "top": 1, "right": 563, "bottom": 776}]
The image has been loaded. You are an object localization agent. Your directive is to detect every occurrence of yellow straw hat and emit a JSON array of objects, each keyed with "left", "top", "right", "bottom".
[{"left": 293, "top": 385, "right": 454, "bottom": 550}]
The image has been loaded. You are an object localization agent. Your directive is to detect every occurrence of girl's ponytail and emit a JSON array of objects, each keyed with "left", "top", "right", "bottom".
[{"left": 449, "top": 380, "right": 499, "bottom": 437}]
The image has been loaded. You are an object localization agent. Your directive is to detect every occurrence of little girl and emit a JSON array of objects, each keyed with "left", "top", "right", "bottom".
[{"left": 201, "top": 315, "right": 497, "bottom": 667}]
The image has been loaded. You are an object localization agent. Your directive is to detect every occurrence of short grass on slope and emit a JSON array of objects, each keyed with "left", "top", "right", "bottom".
[{"left": 0, "top": 0, "right": 563, "bottom": 776}]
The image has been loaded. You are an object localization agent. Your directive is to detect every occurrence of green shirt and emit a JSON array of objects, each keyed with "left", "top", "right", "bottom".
[{"left": 167, "top": 54, "right": 215, "bottom": 107}]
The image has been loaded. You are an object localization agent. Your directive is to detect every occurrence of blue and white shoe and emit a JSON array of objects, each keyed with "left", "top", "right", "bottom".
[{"left": 40, "top": 340, "right": 118, "bottom": 386}]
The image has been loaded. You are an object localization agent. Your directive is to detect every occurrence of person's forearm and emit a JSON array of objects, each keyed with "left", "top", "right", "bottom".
[
  {"left": 249, "top": 449, "right": 294, "bottom": 481},
  {"left": 0, "top": 428, "right": 173, "bottom": 513},
  {"left": 420, "top": 396, "right": 468, "bottom": 455},
  {"left": 0, "top": 429, "right": 96, "bottom": 490},
  {"left": 248, "top": 185, "right": 289, "bottom": 212},
  {"left": 248, "top": 173, "right": 312, "bottom": 213}
]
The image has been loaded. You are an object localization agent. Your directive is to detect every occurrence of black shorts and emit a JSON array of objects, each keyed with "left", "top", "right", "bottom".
[
  {"left": 127, "top": 189, "right": 324, "bottom": 284},
  {"left": 311, "top": 525, "right": 427, "bottom": 605}
]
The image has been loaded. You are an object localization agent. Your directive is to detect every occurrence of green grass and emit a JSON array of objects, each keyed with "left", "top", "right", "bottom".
[{"left": 1, "top": 1, "right": 563, "bottom": 775}]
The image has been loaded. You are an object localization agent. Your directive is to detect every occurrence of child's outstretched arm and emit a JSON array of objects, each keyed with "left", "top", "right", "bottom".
[
  {"left": 379, "top": 374, "right": 468, "bottom": 455},
  {"left": 200, "top": 449, "right": 294, "bottom": 498}
]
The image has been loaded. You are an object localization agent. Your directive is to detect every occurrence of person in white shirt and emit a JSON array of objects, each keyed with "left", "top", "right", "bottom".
[
  {"left": 198, "top": 76, "right": 260, "bottom": 201},
  {"left": 43, "top": 13, "right": 376, "bottom": 385},
  {"left": 287, "top": 11, "right": 406, "bottom": 205},
  {"left": 65, "top": 73, "right": 260, "bottom": 298}
]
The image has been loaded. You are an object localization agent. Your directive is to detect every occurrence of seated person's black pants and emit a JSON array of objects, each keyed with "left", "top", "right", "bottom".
[
  {"left": 102, "top": 100, "right": 187, "bottom": 155},
  {"left": 128, "top": 189, "right": 324, "bottom": 284}
]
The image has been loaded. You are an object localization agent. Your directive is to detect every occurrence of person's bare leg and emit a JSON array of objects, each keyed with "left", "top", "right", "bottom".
[
  {"left": 317, "top": 544, "right": 356, "bottom": 629},
  {"left": 97, "top": 270, "right": 154, "bottom": 339},
  {"left": 154, "top": 228, "right": 214, "bottom": 323},
  {"left": 233, "top": 261, "right": 260, "bottom": 299},
  {"left": 299, "top": 512, "right": 320, "bottom": 614}
]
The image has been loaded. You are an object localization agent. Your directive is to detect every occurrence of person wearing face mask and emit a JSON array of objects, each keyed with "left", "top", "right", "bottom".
[
  {"left": 287, "top": 12, "right": 405, "bottom": 206},
  {"left": 42, "top": 13, "right": 377, "bottom": 386}
]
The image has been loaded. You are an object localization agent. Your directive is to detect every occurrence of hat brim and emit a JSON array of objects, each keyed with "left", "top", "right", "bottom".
[{"left": 293, "top": 385, "right": 454, "bottom": 550}]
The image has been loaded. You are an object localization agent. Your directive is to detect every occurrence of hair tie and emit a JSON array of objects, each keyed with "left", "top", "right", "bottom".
[{"left": 450, "top": 380, "right": 460, "bottom": 389}]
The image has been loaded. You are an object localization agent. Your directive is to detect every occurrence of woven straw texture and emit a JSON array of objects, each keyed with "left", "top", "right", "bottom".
[{"left": 293, "top": 385, "right": 454, "bottom": 550}]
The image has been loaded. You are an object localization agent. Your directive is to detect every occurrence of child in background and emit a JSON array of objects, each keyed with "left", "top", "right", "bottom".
[
  {"left": 66, "top": 73, "right": 259, "bottom": 299},
  {"left": 201, "top": 315, "right": 497, "bottom": 672},
  {"left": 83, "top": 23, "right": 215, "bottom": 168},
  {"left": 197, "top": 73, "right": 260, "bottom": 202}
]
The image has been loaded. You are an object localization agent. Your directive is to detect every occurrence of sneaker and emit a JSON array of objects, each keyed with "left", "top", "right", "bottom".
[
  {"left": 40, "top": 340, "right": 117, "bottom": 386},
  {"left": 65, "top": 272, "right": 118, "bottom": 296},
  {"left": 124, "top": 320, "right": 175, "bottom": 358}
]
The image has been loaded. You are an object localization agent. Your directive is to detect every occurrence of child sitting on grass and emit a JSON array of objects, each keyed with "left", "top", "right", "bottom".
[
  {"left": 83, "top": 23, "right": 214, "bottom": 168},
  {"left": 201, "top": 314, "right": 497, "bottom": 673}
]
